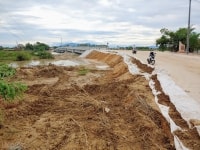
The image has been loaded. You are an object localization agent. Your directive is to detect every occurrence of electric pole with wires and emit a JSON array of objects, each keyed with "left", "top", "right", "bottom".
[{"left": 186, "top": 0, "right": 191, "bottom": 54}]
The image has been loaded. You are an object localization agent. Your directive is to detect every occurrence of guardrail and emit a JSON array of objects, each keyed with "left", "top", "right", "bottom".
[
  {"left": 54, "top": 47, "right": 88, "bottom": 54},
  {"left": 53, "top": 46, "right": 107, "bottom": 54}
]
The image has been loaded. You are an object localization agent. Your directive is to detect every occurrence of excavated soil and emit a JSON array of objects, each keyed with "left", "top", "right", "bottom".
[{"left": 0, "top": 50, "right": 199, "bottom": 150}]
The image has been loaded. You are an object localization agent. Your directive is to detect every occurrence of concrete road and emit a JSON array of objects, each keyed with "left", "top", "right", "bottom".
[{"left": 116, "top": 50, "right": 200, "bottom": 103}]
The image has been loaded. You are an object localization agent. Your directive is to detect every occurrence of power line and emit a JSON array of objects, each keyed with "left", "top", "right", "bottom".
[{"left": 0, "top": 19, "right": 24, "bottom": 44}]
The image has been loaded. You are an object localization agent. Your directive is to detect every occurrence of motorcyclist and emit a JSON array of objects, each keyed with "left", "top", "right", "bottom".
[
  {"left": 132, "top": 48, "right": 137, "bottom": 54},
  {"left": 147, "top": 50, "right": 156, "bottom": 64},
  {"left": 149, "top": 50, "right": 155, "bottom": 59}
]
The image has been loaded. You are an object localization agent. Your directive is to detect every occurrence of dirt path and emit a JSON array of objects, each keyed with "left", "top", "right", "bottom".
[
  {"left": 116, "top": 50, "right": 200, "bottom": 103},
  {"left": 0, "top": 51, "right": 199, "bottom": 149}
]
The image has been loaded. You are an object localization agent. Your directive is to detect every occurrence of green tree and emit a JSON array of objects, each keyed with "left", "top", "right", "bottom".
[
  {"left": 0, "top": 46, "right": 3, "bottom": 50},
  {"left": 156, "top": 27, "right": 200, "bottom": 52},
  {"left": 34, "top": 42, "right": 49, "bottom": 51},
  {"left": 25, "top": 43, "right": 34, "bottom": 50},
  {"left": 126, "top": 46, "right": 133, "bottom": 50},
  {"left": 25, "top": 42, "right": 50, "bottom": 51},
  {"left": 156, "top": 35, "right": 170, "bottom": 51},
  {"left": 189, "top": 32, "right": 200, "bottom": 52},
  {"left": 198, "top": 39, "right": 200, "bottom": 51}
]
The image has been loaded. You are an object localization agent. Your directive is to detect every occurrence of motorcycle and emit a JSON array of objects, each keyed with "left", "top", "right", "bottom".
[
  {"left": 147, "top": 53, "right": 156, "bottom": 65},
  {"left": 132, "top": 49, "right": 137, "bottom": 54}
]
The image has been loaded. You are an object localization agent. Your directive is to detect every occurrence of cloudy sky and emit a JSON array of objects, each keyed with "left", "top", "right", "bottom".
[{"left": 0, "top": 0, "right": 199, "bottom": 47}]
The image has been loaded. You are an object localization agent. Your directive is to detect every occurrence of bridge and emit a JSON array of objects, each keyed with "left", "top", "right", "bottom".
[{"left": 53, "top": 46, "right": 107, "bottom": 54}]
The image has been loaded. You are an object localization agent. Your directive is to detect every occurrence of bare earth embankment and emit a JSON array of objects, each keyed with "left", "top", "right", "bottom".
[{"left": 0, "top": 50, "right": 199, "bottom": 149}]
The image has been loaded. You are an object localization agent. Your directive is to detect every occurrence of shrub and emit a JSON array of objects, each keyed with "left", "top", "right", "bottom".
[
  {"left": 33, "top": 50, "right": 54, "bottom": 59},
  {"left": 0, "top": 64, "right": 16, "bottom": 78},
  {"left": 0, "top": 64, "right": 27, "bottom": 101},
  {"left": 0, "top": 50, "right": 32, "bottom": 61},
  {"left": 0, "top": 46, "right": 3, "bottom": 51},
  {"left": 16, "top": 52, "right": 31, "bottom": 61}
]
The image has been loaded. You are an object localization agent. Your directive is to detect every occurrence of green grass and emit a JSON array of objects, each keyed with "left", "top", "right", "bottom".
[
  {"left": 78, "top": 67, "right": 90, "bottom": 76},
  {"left": 0, "top": 80, "right": 27, "bottom": 101},
  {"left": 33, "top": 50, "right": 54, "bottom": 59},
  {"left": 15, "top": 51, "right": 31, "bottom": 61},
  {"left": 0, "top": 50, "right": 32, "bottom": 61},
  {"left": 0, "top": 64, "right": 27, "bottom": 101},
  {"left": 0, "top": 64, "right": 16, "bottom": 78},
  {"left": 0, "top": 50, "right": 54, "bottom": 62}
]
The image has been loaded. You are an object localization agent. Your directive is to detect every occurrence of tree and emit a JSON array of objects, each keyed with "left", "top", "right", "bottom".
[
  {"left": 25, "top": 43, "right": 34, "bottom": 50},
  {"left": 24, "top": 42, "right": 50, "bottom": 51},
  {"left": 33, "top": 42, "right": 49, "bottom": 51},
  {"left": 189, "top": 32, "right": 200, "bottom": 52},
  {"left": 156, "top": 27, "right": 200, "bottom": 52},
  {"left": 156, "top": 34, "right": 170, "bottom": 51},
  {"left": 0, "top": 46, "right": 3, "bottom": 50}
]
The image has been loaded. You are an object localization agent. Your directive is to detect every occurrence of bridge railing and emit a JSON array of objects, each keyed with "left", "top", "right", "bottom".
[{"left": 54, "top": 46, "right": 107, "bottom": 54}]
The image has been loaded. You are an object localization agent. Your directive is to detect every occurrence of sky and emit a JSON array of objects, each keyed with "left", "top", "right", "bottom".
[{"left": 0, "top": 0, "right": 199, "bottom": 47}]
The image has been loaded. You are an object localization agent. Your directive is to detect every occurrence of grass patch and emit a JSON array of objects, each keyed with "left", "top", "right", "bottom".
[
  {"left": 0, "top": 50, "right": 32, "bottom": 62},
  {"left": 0, "top": 50, "right": 54, "bottom": 62},
  {"left": 0, "top": 64, "right": 27, "bottom": 101},
  {"left": 15, "top": 51, "right": 31, "bottom": 61},
  {"left": 0, "top": 80, "right": 27, "bottom": 101},
  {"left": 78, "top": 67, "right": 90, "bottom": 76},
  {"left": 32, "top": 50, "right": 54, "bottom": 59},
  {"left": 0, "top": 64, "right": 16, "bottom": 78}
]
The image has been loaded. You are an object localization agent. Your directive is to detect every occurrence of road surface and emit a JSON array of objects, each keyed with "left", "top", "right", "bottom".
[{"left": 116, "top": 50, "right": 200, "bottom": 103}]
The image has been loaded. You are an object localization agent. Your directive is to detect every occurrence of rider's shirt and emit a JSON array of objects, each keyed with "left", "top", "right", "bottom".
[{"left": 149, "top": 52, "right": 155, "bottom": 58}]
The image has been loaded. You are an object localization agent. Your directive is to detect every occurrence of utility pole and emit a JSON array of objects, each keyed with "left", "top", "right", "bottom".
[
  {"left": 186, "top": 0, "right": 191, "bottom": 54},
  {"left": 107, "top": 42, "right": 109, "bottom": 50},
  {"left": 61, "top": 37, "right": 62, "bottom": 47}
]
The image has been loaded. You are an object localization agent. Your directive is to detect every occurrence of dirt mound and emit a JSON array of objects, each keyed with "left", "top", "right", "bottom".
[
  {"left": 16, "top": 64, "right": 75, "bottom": 79},
  {"left": 0, "top": 50, "right": 199, "bottom": 149},
  {"left": 86, "top": 51, "right": 122, "bottom": 67},
  {"left": 131, "top": 57, "right": 154, "bottom": 74}
]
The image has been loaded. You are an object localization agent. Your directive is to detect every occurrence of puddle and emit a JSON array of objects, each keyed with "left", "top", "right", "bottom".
[
  {"left": 51, "top": 60, "right": 79, "bottom": 66},
  {"left": 96, "top": 65, "right": 110, "bottom": 70},
  {"left": 9, "top": 60, "right": 81, "bottom": 68},
  {"left": 8, "top": 53, "right": 110, "bottom": 70}
]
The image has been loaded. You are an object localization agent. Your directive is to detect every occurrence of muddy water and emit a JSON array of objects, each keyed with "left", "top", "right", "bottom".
[
  {"left": 9, "top": 52, "right": 110, "bottom": 70},
  {"left": 9, "top": 59, "right": 81, "bottom": 68}
]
